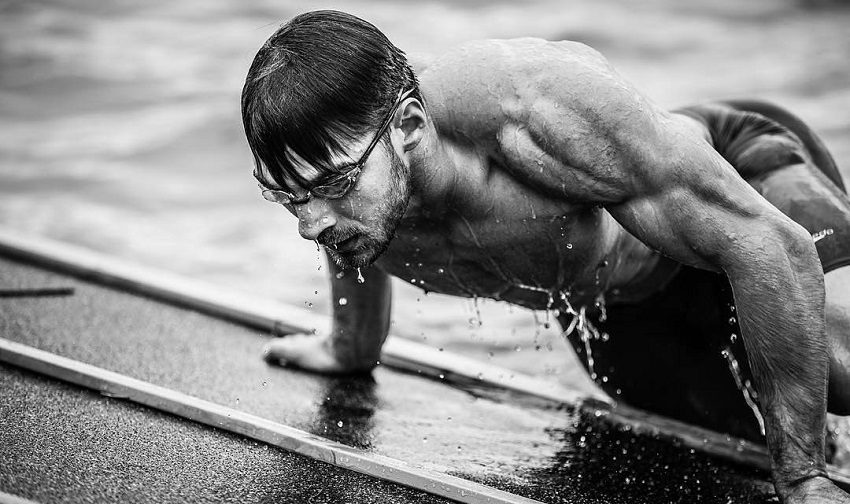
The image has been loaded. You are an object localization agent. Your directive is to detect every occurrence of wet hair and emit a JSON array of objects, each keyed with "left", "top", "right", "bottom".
[{"left": 241, "top": 10, "right": 421, "bottom": 189}]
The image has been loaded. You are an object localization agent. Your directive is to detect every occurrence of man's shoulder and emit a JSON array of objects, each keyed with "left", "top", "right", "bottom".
[
  {"left": 421, "top": 38, "right": 612, "bottom": 140},
  {"left": 423, "top": 38, "right": 605, "bottom": 85}
]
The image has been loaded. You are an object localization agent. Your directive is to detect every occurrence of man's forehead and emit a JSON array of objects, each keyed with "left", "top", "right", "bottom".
[
  {"left": 283, "top": 142, "right": 365, "bottom": 180},
  {"left": 254, "top": 162, "right": 297, "bottom": 190},
  {"left": 253, "top": 149, "right": 325, "bottom": 190},
  {"left": 285, "top": 148, "right": 329, "bottom": 184}
]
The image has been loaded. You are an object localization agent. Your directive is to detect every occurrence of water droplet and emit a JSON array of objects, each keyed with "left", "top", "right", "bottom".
[
  {"left": 566, "top": 243, "right": 573, "bottom": 249},
  {"left": 438, "top": 373, "right": 445, "bottom": 379},
  {"left": 730, "top": 333, "right": 738, "bottom": 343},
  {"left": 337, "top": 420, "right": 344, "bottom": 428},
  {"left": 422, "top": 437, "right": 428, "bottom": 443},
  {"left": 437, "top": 268, "right": 445, "bottom": 274},
  {"left": 476, "top": 372, "right": 483, "bottom": 380},
  {"left": 728, "top": 316, "right": 737, "bottom": 325},
  {"left": 262, "top": 381, "right": 267, "bottom": 388},
  {"left": 487, "top": 351, "right": 495, "bottom": 359},
  {"left": 356, "top": 268, "right": 365, "bottom": 283},
  {"left": 514, "top": 345, "right": 522, "bottom": 352},
  {"left": 235, "top": 398, "right": 240, "bottom": 405},
  {"left": 338, "top": 297, "right": 348, "bottom": 306}
]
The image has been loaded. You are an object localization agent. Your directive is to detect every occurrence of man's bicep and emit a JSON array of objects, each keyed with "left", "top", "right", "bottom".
[{"left": 602, "top": 121, "right": 787, "bottom": 271}]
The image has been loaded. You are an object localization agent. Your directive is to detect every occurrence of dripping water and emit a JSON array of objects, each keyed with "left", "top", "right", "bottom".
[
  {"left": 721, "top": 344, "right": 766, "bottom": 435},
  {"left": 559, "top": 291, "right": 604, "bottom": 381}
]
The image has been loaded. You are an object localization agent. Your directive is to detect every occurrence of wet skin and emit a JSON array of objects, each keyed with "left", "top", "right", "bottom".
[{"left": 259, "top": 39, "right": 850, "bottom": 503}]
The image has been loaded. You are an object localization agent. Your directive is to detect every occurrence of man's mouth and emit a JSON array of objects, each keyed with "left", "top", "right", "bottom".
[{"left": 325, "top": 234, "right": 359, "bottom": 252}]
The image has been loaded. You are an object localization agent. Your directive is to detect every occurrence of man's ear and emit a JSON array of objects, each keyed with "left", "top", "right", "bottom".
[{"left": 395, "top": 98, "right": 427, "bottom": 152}]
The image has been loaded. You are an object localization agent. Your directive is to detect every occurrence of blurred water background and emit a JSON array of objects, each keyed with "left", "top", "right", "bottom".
[{"left": 1, "top": 0, "right": 848, "bottom": 396}]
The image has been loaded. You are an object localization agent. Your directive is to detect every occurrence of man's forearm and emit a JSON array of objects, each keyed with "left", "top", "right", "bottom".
[
  {"left": 727, "top": 228, "right": 829, "bottom": 493},
  {"left": 327, "top": 261, "right": 393, "bottom": 370}
]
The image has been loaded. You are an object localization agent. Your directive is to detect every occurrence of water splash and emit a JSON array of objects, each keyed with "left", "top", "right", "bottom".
[
  {"left": 470, "top": 296, "right": 483, "bottom": 327},
  {"left": 595, "top": 294, "right": 608, "bottom": 323},
  {"left": 721, "top": 345, "right": 766, "bottom": 435},
  {"left": 356, "top": 268, "right": 365, "bottom": 284},
  {"left": 544, "top": 292, "right": 556, "bottom": 328},
  {"left": 559, "top": 292, "right": 604, "bottom": 381}
]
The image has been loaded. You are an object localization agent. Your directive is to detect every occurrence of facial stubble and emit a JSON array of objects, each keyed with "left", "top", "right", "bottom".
[{"left": 325, "top": 150, "right": 411, "bottom": 270}]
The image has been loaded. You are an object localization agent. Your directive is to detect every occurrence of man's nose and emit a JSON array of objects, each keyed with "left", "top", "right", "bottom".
[{"left": 296, "top": 201, "right": 337, "bottom": 241}]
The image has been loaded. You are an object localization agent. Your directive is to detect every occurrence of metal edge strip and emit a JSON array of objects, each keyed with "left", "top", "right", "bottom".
[{"left": 0, "top": 338, "right": 544, "bottom": 504}]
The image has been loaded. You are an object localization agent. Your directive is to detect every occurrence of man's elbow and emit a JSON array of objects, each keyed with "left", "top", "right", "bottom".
[
  {"left": 771, "top": 214, "right": 821, "bottom": 274},
  {"left": 724, "top": 213, "right": 821, "bottom": 284}
]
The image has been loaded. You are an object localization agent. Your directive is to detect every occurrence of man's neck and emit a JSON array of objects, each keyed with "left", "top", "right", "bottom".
[{"left": 403, "top": 119, "right": 460, "bottom": 221}]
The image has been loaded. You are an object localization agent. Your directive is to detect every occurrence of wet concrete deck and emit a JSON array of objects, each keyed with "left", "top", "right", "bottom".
[
  {"left": 0, "top": 365, "right": 452, "bottom": 504},
  {"left": 0, "top": 255, "right": 777, "bottom": 503}
]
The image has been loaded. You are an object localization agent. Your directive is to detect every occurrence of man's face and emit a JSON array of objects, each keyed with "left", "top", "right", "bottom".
[
  {"left": 322, "top": 145, "right": 411, "bottom": 269},
  {"left": 268, "top": 137, "right": 412, "bottom": 270}
]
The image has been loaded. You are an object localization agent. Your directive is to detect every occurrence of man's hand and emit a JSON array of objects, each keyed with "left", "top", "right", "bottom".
[
  {"left": 263, "top": 333, "right": 355, "bottom": 374},
  {"left": 784, "top": 476, "right": 850, "bottom": 504}
]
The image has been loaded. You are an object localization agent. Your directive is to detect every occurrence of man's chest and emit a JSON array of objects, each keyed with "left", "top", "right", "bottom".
[{"left": 375, "top": 195, "right": 617, "bottom": 309}]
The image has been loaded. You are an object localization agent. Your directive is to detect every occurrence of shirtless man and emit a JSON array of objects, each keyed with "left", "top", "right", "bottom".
[{"left": 240, "top": 10, "right": 850, "bottom": 503}]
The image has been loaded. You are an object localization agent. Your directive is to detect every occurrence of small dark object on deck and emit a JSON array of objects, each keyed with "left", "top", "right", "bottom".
[{"left": 0, "top": 287, "right": 75, "bottom": 298}]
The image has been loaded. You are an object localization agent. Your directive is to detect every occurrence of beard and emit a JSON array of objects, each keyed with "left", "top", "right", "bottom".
[{"left": 324, "top": 150, "right": 411, "bottom": 270}]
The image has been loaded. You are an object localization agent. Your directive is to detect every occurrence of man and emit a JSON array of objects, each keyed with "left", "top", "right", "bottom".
[{"left": 241, "top": 10, "right": 850, "bottom": 503}]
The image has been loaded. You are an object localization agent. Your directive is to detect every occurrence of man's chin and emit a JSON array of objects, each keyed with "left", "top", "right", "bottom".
[{"left": 326, "top": 245, "right": 381, "bottom": 270}]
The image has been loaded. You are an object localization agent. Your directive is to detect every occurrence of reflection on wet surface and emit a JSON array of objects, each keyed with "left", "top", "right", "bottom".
[{"left": 310, "top": 376, "right": 379, "bottom": 450}]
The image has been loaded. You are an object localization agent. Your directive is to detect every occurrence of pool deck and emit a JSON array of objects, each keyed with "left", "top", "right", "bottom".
[{"left": 2, "top": 231, "right": 846, "bottom": 504}]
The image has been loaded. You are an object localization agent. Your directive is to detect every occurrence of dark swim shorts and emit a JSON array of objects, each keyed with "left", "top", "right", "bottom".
[{"left": 676, "top": 99, "right": 850, "bottom": 273}]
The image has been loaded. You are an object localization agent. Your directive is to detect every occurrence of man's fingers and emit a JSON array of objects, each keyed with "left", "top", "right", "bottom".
[
  {"left": 262, "top": 337, "right": 302, "bottom": 365},
  {"left": 261, "top": 333, "right": 343, "bottom": 373}
]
